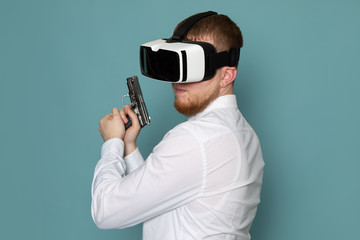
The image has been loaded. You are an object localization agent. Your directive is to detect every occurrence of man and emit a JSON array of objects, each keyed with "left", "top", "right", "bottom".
[{"left": 92, "top": 12, "right": 264, "bottom": 240}]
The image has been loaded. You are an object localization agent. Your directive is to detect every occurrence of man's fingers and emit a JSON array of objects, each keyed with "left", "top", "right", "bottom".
[
  {"left": 111, "top": 108, "right": 125, "bottom": 122},
  {"left": 103, "top": 107, "right": 132, "bottom": 124},
  {"left": 98, "top": 108, "right": 126, "bottom": 141},
  {"left": 124, "top": 105, "right": 140, "bottom": 128},
  {"left": 124, "top": 105, "right": 133, "bottom": 116},
  {"left": 119, "top": 109, "right": 128, "bottom": 123},
  {"left": 112, "top": 108, "right": 120, "bottom": 116}
]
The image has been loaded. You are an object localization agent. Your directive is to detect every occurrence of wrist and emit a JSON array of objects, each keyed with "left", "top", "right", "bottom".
[{"left": 124, "top": 142, "right": 137, "bottom": 157}]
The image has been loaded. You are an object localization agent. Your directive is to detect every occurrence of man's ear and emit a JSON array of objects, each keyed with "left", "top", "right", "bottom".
[{"left": 220, "top": 67, "right": 237, "bottom": 88}]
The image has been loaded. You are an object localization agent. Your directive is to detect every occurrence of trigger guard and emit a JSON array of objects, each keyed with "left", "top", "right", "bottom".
[{"left": 122, "top": 94, "right": 130, "bottom": 108}]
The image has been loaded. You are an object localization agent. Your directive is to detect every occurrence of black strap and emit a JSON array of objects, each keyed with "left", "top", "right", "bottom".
[
  {"left": 208, "top": 48, "right": 241, "bottom": 70},
  {"left": 171, "top": 11, "right": 217, "bottom": 41}
]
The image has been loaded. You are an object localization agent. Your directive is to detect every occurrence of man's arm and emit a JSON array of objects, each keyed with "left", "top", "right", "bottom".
[
  {"left": 92, "top": 106, "right": 144, "bottom": 228},
  {"left": 91, "top": 124, "right": 204, "bottom": 229},
  {"left": 121, "top": 105, "right": 141, "bottom": 156}
]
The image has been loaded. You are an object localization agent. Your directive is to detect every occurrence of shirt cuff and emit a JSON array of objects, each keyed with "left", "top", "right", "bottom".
[
  {"left": 124, "top": 147, "right": 145, "bottom": 174},
  {"left": 101, "top": 138, "right": 124, "bottom": 159}
]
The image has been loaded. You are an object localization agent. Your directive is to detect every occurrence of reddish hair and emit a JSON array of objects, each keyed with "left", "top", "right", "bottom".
[{"left": 174, "top": 13, "right": 243, "bottom": 52}]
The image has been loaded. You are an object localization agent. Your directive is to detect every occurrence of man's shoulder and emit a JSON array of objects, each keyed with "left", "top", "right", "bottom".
[
  {"left": 171, "top": 116, "right": 232, "bottom": 144},
  {"left": 152, "top": 122, "right": 200, "bottom": 155}
]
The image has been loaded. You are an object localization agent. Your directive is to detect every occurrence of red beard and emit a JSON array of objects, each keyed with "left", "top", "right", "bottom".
[{"left": 173, "top": 88, "right": 219, "bottom": 116}]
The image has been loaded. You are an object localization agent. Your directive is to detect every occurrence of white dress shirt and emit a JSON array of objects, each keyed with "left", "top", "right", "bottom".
[{"left": 92, "top": 94, "right": 264, "bottom": 240}]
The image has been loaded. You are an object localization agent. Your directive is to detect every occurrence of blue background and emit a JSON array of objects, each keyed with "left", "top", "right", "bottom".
[{"left": 1, "top": 0, "right": 359, "bottom": 239}]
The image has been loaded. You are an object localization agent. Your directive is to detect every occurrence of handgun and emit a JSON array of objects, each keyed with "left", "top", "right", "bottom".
[{"left": 123, "top": 76, "right": 151, "bottom": 130}]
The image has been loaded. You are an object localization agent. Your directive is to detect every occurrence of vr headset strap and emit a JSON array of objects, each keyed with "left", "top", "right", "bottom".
[
  {"left": 209, "top": 48, "right": 241, "bottom": 70},
  {"left": 171, "top": 11, "right": 217, "bottom": 41}
]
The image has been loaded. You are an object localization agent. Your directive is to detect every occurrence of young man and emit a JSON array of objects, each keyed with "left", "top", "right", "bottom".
[{"left": 92, "top": 12, "right": 264, "bottom": 240}]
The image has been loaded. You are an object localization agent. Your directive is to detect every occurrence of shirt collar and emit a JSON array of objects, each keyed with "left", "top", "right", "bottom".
[{"left": 189, "top": 94, "right": 238, "bottom": 121}]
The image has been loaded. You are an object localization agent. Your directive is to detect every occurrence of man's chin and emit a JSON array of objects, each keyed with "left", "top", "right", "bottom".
[{"left": 174, "top": 99, "right": 208, "bottom": 117}]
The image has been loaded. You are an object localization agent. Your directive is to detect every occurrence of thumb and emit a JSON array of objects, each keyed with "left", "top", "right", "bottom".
[
  {"left": 112, "top": 108, "right": 120, "bottom": 117},
  {"left": 124, "top": 105, "right": 140, "bottom": 128}
]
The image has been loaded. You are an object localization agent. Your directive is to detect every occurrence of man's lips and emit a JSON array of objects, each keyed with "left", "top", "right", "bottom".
[{"left": 173, "top": 85, "right": 186, "bottom": 94}]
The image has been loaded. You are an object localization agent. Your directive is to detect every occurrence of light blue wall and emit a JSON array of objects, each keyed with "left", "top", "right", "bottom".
[{"left": 1, "top": 0, "right": 359, "bottom": 239}]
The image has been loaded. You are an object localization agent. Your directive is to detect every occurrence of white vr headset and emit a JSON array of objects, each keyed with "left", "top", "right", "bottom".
[{"left": 140, "top": 11, "right": 241, "bottom": 83}]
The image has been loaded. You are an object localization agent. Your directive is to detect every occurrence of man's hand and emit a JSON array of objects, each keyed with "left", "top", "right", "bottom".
[
  {"left": 98, "top": 106, "right": 141, "bottom": 156},
  {"left": 99, "top": 108, "right": 125, "bottom": 142},
  {"left": 120, "top": 105, "right": 141, "bottom": 156}
]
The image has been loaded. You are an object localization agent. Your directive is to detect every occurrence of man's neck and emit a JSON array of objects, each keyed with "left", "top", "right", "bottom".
[{"left": 219, "top": 85, "right": 234, "bottom": 97}]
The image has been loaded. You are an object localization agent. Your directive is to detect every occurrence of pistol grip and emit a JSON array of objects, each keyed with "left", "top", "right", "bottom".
[{"left": 125, "top": 115, "right": 132, "bottom": 130}]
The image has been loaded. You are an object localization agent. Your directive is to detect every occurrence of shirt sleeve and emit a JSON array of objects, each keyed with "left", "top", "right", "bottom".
[
  {"left": 91, "top": 125, "right": 204, "bottom": 229},
  {"left": 124, "top": 147, "right": 145, "bottom": 174}
]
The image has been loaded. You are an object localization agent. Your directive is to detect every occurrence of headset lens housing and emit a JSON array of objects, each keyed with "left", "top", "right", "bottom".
[{"left": 140, "top": 46, "right": 181, "bottom": 82}]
